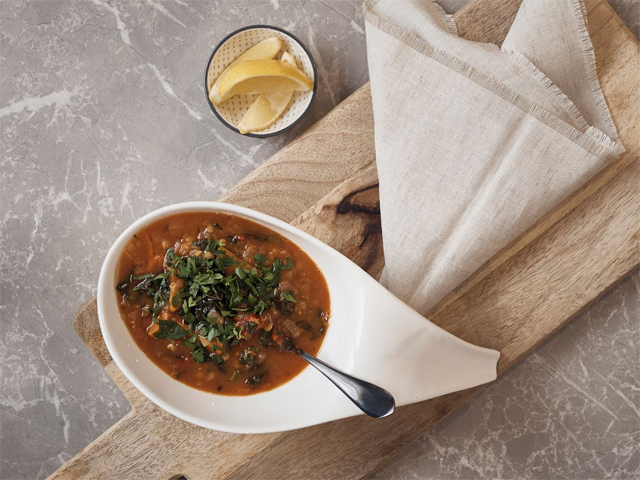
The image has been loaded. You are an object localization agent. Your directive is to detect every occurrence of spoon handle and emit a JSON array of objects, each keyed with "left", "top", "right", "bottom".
[{"left": 297, "top": 349, "right": 395, "bottom": 418}]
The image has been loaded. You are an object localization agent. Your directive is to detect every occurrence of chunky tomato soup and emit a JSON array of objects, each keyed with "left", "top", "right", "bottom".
[{"left": 115, "top": 212, "right": 330, "bottom": 395}]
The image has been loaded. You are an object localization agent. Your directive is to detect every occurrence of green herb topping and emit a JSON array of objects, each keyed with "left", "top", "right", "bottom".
[{"left": 129, "top": 238, "right": 296, "bottom": 364}]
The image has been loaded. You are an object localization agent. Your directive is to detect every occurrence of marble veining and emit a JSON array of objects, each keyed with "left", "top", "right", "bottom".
[{"left": 0, "top": 1, "right": 637, "bottom": 479}]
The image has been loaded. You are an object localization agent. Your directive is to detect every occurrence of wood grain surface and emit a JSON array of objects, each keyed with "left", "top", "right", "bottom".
[{"left": 50, "top": 0, "right": 640, "bottom": 478}]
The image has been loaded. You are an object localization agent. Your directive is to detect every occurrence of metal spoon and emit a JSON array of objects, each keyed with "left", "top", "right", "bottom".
[{"left": 282, "top": 338, "right": 395, "bottom": 418}]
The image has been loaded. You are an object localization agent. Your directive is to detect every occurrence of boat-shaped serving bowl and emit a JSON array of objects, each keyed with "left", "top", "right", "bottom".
[{"left": 98, "top": 202, "right": 499, "bottom": 434}]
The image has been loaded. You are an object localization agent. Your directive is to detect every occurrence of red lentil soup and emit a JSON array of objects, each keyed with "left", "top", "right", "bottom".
[{"left": 115, "top": 212, "right": 330, "bottom": 396}]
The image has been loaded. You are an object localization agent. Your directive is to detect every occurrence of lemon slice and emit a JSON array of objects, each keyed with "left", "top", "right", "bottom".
[
  {"left": 237, "top": 52, "right": 301, "bottom": 134},
  {"left": 216, "top": 59, "right": 312, "bottom": 105},
  {"left": 209, "top": 37, "right": 282, "bottom": 105}
]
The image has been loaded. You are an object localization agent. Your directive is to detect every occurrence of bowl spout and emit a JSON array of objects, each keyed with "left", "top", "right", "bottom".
[{"left": 350, "top": 272, "right": 500, "bottom": 406}]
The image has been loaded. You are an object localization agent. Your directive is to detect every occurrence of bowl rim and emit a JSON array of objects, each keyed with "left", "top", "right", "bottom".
[{"left": 203, "top": 24, "right": 318, "bottom": 138}]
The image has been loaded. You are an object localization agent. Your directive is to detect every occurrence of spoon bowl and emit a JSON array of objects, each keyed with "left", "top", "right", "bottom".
[{"left": 283, "top": 340, "right": 395, "bottom": 418}]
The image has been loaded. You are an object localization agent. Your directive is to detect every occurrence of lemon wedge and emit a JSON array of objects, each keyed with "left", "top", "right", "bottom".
[
  {"left": 237, "top": 52, "right": 301, "bottom": 134},
  {"left": 237, "top": 92, "right": 294, "bottom": 134},
  {"left": 209, "top": 37, "right": 282, "bottom": 105},
  {"left": 280, "top": 51, "right": 297, "bottom": 68},
  {"left": 215, "top": 59, "right": 312, "bottom": 105}
]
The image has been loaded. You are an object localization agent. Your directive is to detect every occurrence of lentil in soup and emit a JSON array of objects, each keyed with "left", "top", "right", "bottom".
[{"left": 115, "top": 212, "right": 330, "bottom": 395}]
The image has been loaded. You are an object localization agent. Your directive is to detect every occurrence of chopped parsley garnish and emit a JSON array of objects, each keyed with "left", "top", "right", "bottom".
[
  {"left": 154, "top": 319, "right": 189, "bottom": 340},
  {"left": 128, "top": 238, "right": 296, "bottom": 364}
]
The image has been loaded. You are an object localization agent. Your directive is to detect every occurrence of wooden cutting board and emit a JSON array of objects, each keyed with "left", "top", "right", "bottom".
[{"left": 50, "top": 0, "right": 639, "bottom": 478}]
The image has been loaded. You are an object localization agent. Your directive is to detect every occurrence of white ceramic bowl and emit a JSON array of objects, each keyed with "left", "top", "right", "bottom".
[
  {"left": 98, "top": 202, "right": 499, "bottom": 433},
  {"left": 204, "top": 25, "right": 317, "bottom": 138}
]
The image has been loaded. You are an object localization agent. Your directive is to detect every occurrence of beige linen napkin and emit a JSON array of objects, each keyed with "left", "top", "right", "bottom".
[{"left": 365, "top": 0, "right": 623, "bottom": 314}]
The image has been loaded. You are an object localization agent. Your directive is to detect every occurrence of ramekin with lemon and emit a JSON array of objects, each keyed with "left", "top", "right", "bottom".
[{"left": 205, "top": 26, "right": 317, "bottom": 137}]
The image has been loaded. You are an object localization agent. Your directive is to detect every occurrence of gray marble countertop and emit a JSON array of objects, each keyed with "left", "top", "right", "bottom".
[{"left": 1, "top": 1, "right": 638, "bottom": 479}]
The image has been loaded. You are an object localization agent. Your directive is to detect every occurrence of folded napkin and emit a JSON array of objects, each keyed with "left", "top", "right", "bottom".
[{"left": 365, "top": 0, "right": 623, "bottom": 315}]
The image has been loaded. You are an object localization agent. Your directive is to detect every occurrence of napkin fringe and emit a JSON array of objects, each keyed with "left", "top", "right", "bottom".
[
  {"left": 503, "top": 47, "right": 589, "bottom": 133},
  {"left": 429, "top": 0, "right": 458, "bottom": 36},
  {"left": 584, "top": 126, "right": 625, "bottom": 155},
  {"left": 364, "top": 8, "right": 620, "bottom": 163},
  {"left": 365, "top": 0, "right": 458, "bottom": 35},
  {"left": 570, "top": 0, "right": 619, "bottom": 142}
]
